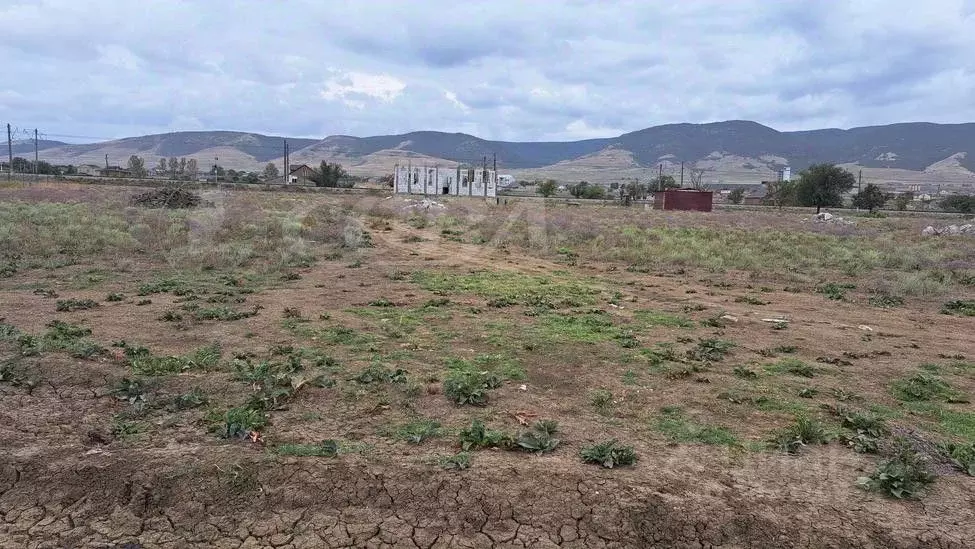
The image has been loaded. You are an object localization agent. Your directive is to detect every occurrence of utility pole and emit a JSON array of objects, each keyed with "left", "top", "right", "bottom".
[
  {"left": 680, "top": 161, "right": 684, "bottom": 188},
  {"left": 283, "top": 139, "right": 289, "bottom": 184},
  {"left": 105, "top": 154, "right": 109, "bottom": 169},
  {"left": 33, "top": 129, "right": 38, "bottom": 178},
  {"left": 6, "top": 124, "right": 12, "bottom": 181},
  {"left": 856, "top": 169, "right": 862, "bottom": 212},
  {"left": 658, "top": 163, "right": 662, "bottom": 191}
]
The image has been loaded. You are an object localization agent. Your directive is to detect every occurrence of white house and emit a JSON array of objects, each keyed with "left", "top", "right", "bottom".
[{"left": 394, "top": 164, "right": 497, "bottom": 197}]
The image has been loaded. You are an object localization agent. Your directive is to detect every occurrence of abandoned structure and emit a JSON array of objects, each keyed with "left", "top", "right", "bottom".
[
  {"left": 394, "top": 164, "right": 497, "bottom": 197},
  {"left": 652, "top": 189, "right": 714, "bottom": 212}
]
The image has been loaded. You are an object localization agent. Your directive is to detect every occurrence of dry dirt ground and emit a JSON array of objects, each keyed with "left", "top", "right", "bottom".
[{"left": 0, "top": 183, "right": 973, "bottom": 548}]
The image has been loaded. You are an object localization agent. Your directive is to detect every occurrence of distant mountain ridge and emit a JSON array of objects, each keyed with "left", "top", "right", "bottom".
[{"left": 29, "top": 121, "right": 975, "bottom": 186}]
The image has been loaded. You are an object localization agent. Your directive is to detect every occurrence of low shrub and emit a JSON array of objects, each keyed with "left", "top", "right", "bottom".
[
  {"left": 857, "top": 440, "right": 936, "bottom": 499},
  {"left": 580, "top": 440, "right": 637, "bottom": 468}
]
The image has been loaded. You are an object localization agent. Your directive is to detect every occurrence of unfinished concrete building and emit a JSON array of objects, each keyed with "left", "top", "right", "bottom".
[{"left": 394, "top": 165, "right": 497, "bottom": 197}]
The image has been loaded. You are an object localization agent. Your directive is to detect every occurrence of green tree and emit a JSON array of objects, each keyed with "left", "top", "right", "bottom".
[
  {"left": 940, "top": 195, "right": 975, "bottom": 213},
  {"left": 764, "top": 179, "right": 800, "bottom": 209},
  {"left": 243, "top": 172, "right": 260, "bottom": 184},
  {"left": 892, "top": 193, "right": 912, "bottom": 211},
  {"left": 262, "top": 162, "right": 279, "bottom": 180},
  {"left": 127, "top": 155, "right": 147, "bottom": 178},
  {"left": 311, "top": 161, "right": 351, "bottom": 187},
  {"left": 796, "top": 163, "right": 856, "bottom": 213},
  {"left": 185, "top": 159, "right": 198, "bottom": 180},
  {"left": 157, "top": 158, "right": 166, "bottom": 175},
  {"left": 728, "top": 188, "right": 745, "bottom": 204},
  {"left": 851, "top": 183, "right": 887, "bottom": 212},
  {"left": 179, "top": 157, "right": 187, "bottom": 178},
  {"left": 378, "top": 173, "right": 394, "bottom": 188},
  {"left": 538, "top": 179, "right": 558, "bottom": 197},
  {"left": 582, "top": 185, "right": 606, "bottom": 199},
  {"left": 569, "top": 181, "right": 590, "bottom": 198},
  {"left": 650, "top": 175, "right": 678, "bottom": 191}
]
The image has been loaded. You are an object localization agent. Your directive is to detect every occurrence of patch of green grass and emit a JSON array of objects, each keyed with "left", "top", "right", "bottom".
[
  {"left": 687, "top": 338, "right": 735, "bottom": 362},
  {"left": 868, "top": 293, "right": 904, "bottom": 308},
  {"left": 275, "top": 439, "right": 340, "bottom": 457},
  {"left": 411, "top": 270, "right": 601, "bottom": 309},
  {"left": 438, "top": 452, "right": 472, "bottom": 470},
  {"left": 589, "top": 388, "right": 614, "bottom": 415},
  {"left": 55, "top": 298, "right": 99, "bottom": 312},
  {"left": 313, "top": 326, "right": 377, "bottom": 348},
  {"left": 531, "top": 312, "right": 619, "bottom": 344},
  {"left": 580, "top": 440, "right": 638, "bottom": 468},
  {"left": 734, "top": 295, "right": 768, "bottom": 305},
  {"left": 105, "top": 292, "right": 125, "bottom": 302},
  {"left": 446, "top": 354, "right": 526, "bottom": 381},
  {"left": 941, "top": 300, "right": 975, "bottom": 316},
  {"left": 765, "top": 358, "right": 817, "bottom": 378},
  {"left": 655, "top": 406, "right": 738, "bottom": 446},
  {"left": 110, "top": 416, "right": 145, "bottom": 441},
  {"left": 386, "top": 419, "right": 442, "bottom": 444},
  {"left": 180, "top": 304, "right": 261, "bottom": 321},
  {"left": 904, "top": 402, "right": 975, "bottom": 440},
  {"left": 770, "top": 415, "right": 830, "bottom": 454},
  {"left": 117, "top": 341, "right": 221, "bottom": 376},
  {"left": 817, "top": 282, "right": 855, "bottom": 301},
  {"left": 632, "top": 309, "right": 694, "bottom": 328},
  {"left": 351, "top": 362, "right": 407, "bottom": 384},
  {"left": 940, "top": 441, "right": 975, "bottom": 476},
  {"left": 170, "top": 387, "right": 208, "bottom": 410},
  {"left": 733, "top": 366, "right": 759, "bottom": 379},
  {"left": 36, "top": 320, "right": 103, "bottom": 358},
  {"left": 212, "top": 406, "right": 268, "bottom": 439},
  {"left": 891, "top": 373, "right": 964, "bottom": 403}
]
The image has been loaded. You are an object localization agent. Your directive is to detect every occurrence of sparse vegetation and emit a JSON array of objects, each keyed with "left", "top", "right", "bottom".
[
  {"left": 580, "top": 440, "right": 638, "bottom": 468},
  {"left": 858, "top": 440, "right": 936, "bottom": 499},
  {"left": 771, "top": 415, "right": 830, "bottom": 454}
]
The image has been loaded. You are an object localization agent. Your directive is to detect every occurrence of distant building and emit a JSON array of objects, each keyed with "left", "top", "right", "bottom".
[
  {"left": 393, "top": 164, "right": 497, "bottom": 197},
  {"left": 76, "top": 164, "right": 101, "bottom": 176},
  {"left": 99, "top": 166, "right": 131, "bottom": 178},
  {"left": 782, "top": 167, "right": 792, "bottom": 181},
  {"left": 288, "top": 164, "right": 316, "bottom": 182},
  {"left": 498, "top": 174, "right": 516, "bottom": 188}
]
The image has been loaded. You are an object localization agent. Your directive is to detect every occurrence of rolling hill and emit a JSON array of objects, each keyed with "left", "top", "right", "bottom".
[{"left": 30, "top": 121, "right": 975, "bottom": 187}]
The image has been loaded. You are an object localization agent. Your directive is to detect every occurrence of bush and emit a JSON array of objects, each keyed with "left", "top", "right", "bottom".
[
  {"left": 589, "top": 388, "right": 613, "bottom": 414},
  {"left": 215, "top": 406, "right": 267, "bottom": 439},
  {"left": 443, "top": 370, "right": 502, "bottom": 406},
  {"left": 516, "top": 420, "right": 560, "bottom": 454},
  {"left": 580, "top": 440, "right": 637, "bottom": 468},
  {"left": 858, "top": 440, "right": 936, "bottom": 499}
]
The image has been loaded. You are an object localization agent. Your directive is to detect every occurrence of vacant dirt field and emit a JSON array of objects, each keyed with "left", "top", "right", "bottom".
[{"left": 1, "top": 182, "right": 973, "bottom": 548}]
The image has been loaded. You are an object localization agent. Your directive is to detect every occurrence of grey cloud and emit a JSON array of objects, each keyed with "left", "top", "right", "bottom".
[{"left": 1, "top": 0, "right": 974, "bottom": 142}]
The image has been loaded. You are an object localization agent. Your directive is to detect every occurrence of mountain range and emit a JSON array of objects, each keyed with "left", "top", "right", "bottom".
[{"left": 23, "top": 121, "right": 975, "bottom": 188}]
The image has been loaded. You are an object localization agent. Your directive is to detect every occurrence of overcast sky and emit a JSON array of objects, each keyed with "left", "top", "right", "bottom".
[{"left": 2, "top": 0, "right": 975, "bottom": 143}]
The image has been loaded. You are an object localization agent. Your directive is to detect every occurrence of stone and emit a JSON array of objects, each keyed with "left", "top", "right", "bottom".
[
  {"left": 947, "top": 225, "right": 961, "bottom": 235},
  {"left": 921, "top": 226, "right": 937, "bottom": 236}
]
